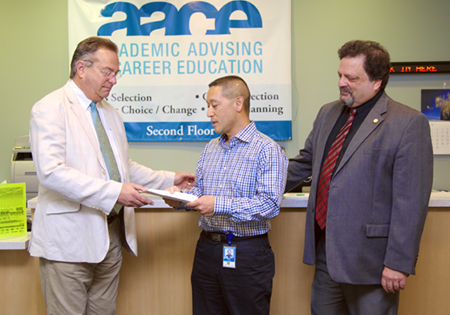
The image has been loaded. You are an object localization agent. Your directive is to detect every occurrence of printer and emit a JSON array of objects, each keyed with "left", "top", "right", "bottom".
[{"left": 11, "top": 135, "right": 39, "bottom": 200}]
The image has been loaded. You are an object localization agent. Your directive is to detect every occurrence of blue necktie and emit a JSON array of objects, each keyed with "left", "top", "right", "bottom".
[{"left": 90, "top": 102, "right": 122, "bottom": 213}]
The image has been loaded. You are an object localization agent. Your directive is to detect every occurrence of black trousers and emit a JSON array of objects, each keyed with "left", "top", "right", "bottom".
[{"left": 191, "top": 231, "right": 275, "bottom": 315}]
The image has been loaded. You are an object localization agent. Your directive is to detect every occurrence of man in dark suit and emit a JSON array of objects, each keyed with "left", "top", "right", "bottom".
[{"left": 286, "top": 40, "right": 433, "bottom": 314}]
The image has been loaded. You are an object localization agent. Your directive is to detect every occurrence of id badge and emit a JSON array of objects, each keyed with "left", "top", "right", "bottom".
[{"left": 223, "top": 245, "right": 236, "bottom": 268}]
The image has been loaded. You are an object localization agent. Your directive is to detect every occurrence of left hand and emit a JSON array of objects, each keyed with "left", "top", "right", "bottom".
[
  {"left": 162, "top": 186, "right": 181, "bottom": 208},
  {"left": 381, "top": 266, "right": 408, "bottom": 293},
  {"left": 174, "top": 172, "right": 195, "bottom": 190},
  {"left": 186, "top": 196, "right": 215, "bottom": 217}
]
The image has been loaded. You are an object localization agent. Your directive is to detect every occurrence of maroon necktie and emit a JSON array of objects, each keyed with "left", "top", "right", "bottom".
[{"left": 315, "top": 108, "right": 357, "bottom": 229}]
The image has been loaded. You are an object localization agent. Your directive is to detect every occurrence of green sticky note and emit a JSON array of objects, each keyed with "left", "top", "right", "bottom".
[{"left": 0, "top": 183, "right": 27, "bottom": 238}]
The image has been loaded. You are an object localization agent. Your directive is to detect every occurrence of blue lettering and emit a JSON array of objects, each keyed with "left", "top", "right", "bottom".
[
  {"left": 210, "top": 42, "right": 219, "bottom": 56},
  {"left": 119, "top": 44, "right": 129, "bottom": 57},
  {"left": 142, "top": 43, "right": 149, "bottom": 57},
  {"left": 119, "top": 61, "right": 172, "bottom": 75},
  {"left": 243, "top": 60, "right": 251, "bottom": 73},
  {"left": 207, "top": 1, "right": 262, "bottom": 35},
  {"left": 133, "top": 61, "right": 141, "bottom": 74},
  {"left": 163, "top": 61, "right": 171, "bottom": 74},
  {"left": 140, "top": 2, "right": 178, "bottom": 35},
  {"left": 98, "top": 2, "right": 142, "bottom": 36},
  {"left": 152, "top": 43, "right": 163, "bottom": 57},
  {"left": 242, "top": 42, "right": 250, "bottom": 55},
  {"left": 97, "top": 1, "right": 262, "bottom": 36},
  {"left": 208, "top": 60, "right": 217, "bottom": 74},
  {"left": 218, "top": 60, "right": 227, "bottom": 73},
  {"left": 119, "top": 43, "right": 179, "bottom": 57},
  {"left": 254, "top": 41, "right": 262, "bottom": 55},
  {"left": 254, "top": 59, "right": 262, "bottom": 73},
  {"left": 187, "top": 43, "right": 197, "bottom": 56},
  {"left": 198, "top": 61, "right": 206, "bottom": 74},
  {"left": 226, "top": 42, "right": 234, "bottom": 56},
  {"left": 171, "top": 43, "right": 180, "bottom": 57},
  {"left": 178, "top": 60, "right": 185, "bottom": 74},
  {"left": 153, "top": 60, "right": 160, "bottom": 74},
  {"left": 229, "top": 59, "right": 236, "bottom": 72},
  {"left": 123, "top": 61, "right": 132, "bottom": 75},
  {"left": 131, "top": 43, "right": 139, "bottom": 57},
  {"left": 187, "top": 60, "right": 195, "bottom": 74},
  {"left": 199, "top": 42, "right": 208, "bottom": 56},
  {"left": 144, "top": 61, "right": 151, "bottom": 74},
  {"left": 166, "top": 2, "right": 217, "bottom": 36}
]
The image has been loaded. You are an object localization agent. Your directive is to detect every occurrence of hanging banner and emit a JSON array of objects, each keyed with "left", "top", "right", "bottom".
[{"left": 69, "top": 0, "right": 292, "bottom": 141}]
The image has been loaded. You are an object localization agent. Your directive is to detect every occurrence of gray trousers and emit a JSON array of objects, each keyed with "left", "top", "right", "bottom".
[{"left": 311, "top": 234, "right": 399, "bottom": 315}]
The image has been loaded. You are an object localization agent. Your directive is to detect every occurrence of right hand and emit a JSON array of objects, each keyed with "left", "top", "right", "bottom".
[
  {"left": 162, "top": 186, "right": 181, "bottom": 208},
  {"left": 117, "top": 183, "right": 154, "bottom": 208}
]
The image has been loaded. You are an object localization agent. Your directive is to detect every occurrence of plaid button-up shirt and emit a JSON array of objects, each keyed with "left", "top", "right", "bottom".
[{"left": 180, "top": 122, "right": 288, "bottom": 237}]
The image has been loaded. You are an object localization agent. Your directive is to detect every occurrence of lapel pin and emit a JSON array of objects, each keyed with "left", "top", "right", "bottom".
[{"left": 373, "top": 118, "right": 379, "bottom": 123}]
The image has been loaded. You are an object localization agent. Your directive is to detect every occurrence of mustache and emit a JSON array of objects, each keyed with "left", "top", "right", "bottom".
[{"left": 340, "top": 87, "right": 353, "bottom": 95}]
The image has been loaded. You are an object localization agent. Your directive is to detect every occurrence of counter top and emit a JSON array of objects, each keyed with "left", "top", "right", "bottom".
[
  {"left": 427, "top": 191, "right": 450, "bottom": 207},
  {"left": 7, "top": 191, "right": 448, "bottom": 252},
  {"left": 282, "top": 191, "right": 450, "bottom": 208},
  {"left": 0, "top": 232, "right": 30, "bottom": 250},
  {"left": 26, "top": 191, "right": 450, "bottom": 210}
]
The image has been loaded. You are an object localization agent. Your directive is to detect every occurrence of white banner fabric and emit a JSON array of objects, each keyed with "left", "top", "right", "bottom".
[{"left": 68, "top": 0, "right": 292, "bottom": 141}]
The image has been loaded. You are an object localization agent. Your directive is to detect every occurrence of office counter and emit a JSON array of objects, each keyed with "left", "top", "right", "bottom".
[
  {"left": 0, "top": 232, "right": 30, "bottom": 250},
  {"left": 1, "top": 192, "right": 449, "bottom": 314}
]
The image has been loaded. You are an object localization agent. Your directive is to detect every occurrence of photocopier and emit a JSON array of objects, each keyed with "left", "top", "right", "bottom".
[{"left": 10, "top": 135, "right": 39, "bottom": 200}]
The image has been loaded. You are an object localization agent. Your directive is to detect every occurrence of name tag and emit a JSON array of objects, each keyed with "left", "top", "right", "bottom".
[{"left": 223, "top": 245, "right": 236, "bottom": 268}]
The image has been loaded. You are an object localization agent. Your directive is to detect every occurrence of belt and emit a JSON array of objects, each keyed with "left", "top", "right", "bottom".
[
  {"left": 107, "top": 209, "right": 121, "bottom": 224},
  {"left": 202, "top": 231, "right": 267, "bottom": 242}
]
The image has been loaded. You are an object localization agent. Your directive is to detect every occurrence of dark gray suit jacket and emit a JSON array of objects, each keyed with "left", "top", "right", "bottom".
[{"left": 287, "top": 92, "right": 433, "bottom": 285}]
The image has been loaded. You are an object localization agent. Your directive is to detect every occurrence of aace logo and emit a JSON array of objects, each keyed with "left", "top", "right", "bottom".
[{"left": 97, "top": 1, "right": 262, "bottom": 36}]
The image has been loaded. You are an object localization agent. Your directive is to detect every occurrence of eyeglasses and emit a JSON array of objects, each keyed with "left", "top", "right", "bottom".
[
  {"left": 83, "top": 60, "right": 122, "bottom": 80},
  {"left": 96, "top": 66, "right": 122, "bottom": 80}
]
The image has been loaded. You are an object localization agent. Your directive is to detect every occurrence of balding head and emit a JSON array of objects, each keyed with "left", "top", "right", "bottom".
[{"left": 70, "top": 36, "right": 118, "bottom": 79}]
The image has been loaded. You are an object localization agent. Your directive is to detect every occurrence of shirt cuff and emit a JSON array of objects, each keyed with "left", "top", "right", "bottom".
[{"left": 213, "top": 197, "right": 232, "bottom": 215}]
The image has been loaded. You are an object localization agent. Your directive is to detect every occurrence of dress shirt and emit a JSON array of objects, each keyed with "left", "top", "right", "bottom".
[
  {"left": 180, "top": 121, "right": 288, "bottom": 237},
  {"left": 321, "top": 89, "right": 383, "bottom": 175},
  {"left": 69, "top": 80, "right": 124, "bottom": 181}
]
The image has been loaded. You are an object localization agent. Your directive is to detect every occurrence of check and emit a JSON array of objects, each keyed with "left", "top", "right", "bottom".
[{"left": 143, "top": 188, "right": 198, "bottom": 203}]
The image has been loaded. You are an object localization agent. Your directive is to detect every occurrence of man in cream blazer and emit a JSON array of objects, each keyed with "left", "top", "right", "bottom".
[{"left": 29, "top": 37, "right": 194, "bottom": 314}]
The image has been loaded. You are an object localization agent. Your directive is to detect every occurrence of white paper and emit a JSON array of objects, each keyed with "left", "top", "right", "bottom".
[{"left": 143, "top": 188, "right": 198, "bottom": 203}]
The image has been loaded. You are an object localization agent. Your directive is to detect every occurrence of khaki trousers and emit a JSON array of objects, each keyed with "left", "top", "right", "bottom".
[{"left": 39, "top": 217, "right": 123, "bottom": 315}]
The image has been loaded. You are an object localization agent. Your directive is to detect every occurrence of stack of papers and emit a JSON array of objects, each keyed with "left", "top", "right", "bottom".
[{"left": 143, "top": 188, "right": 198, "bottom": 203}]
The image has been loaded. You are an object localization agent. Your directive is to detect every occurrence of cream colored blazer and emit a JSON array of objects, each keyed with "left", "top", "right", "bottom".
[{"left": 29, "top": 81, "right": 174, "bottom": 263}]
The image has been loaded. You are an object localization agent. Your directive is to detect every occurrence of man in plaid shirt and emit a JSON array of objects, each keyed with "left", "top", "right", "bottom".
[{"left": 165, "top": 75, "right": 288, "bottom": 315}]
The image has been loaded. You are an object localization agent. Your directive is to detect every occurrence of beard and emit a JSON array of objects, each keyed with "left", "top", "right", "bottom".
[{"left": 340, "top": 87, "right": 354, "bottom": 107}]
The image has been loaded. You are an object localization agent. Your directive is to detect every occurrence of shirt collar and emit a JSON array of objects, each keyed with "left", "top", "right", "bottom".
[
  {"left": 220, "top": 121, "right": 256, "bottom": 147},
  {"left": 353, "top": 89, "right": 383, "bottom": 117},
  {"left": 70, "top": 79, "right": 94, "bottom": 111}
]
